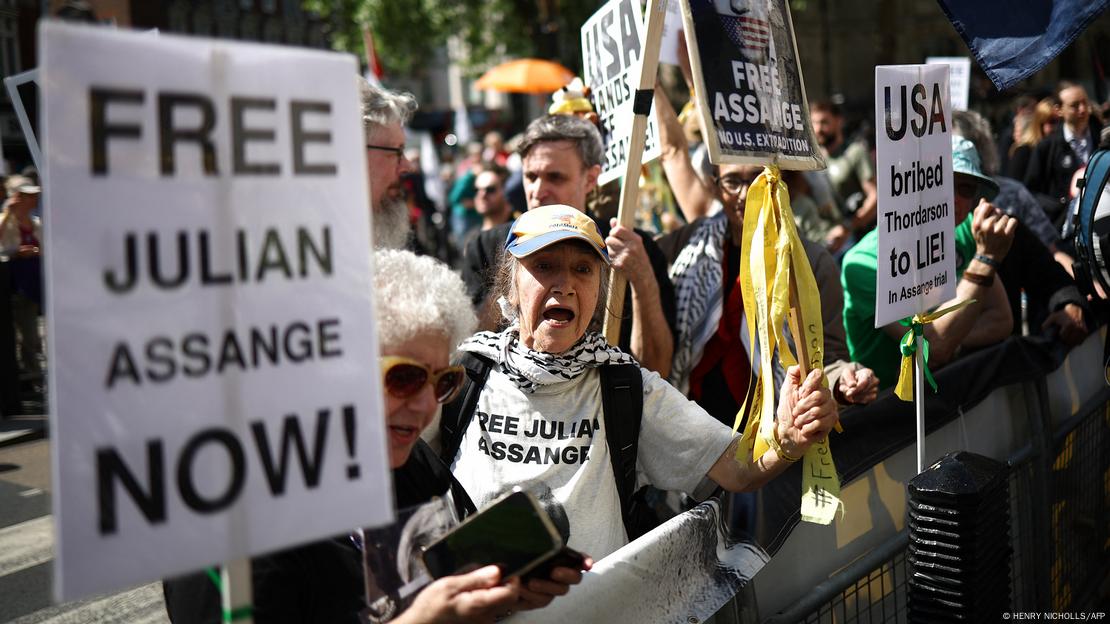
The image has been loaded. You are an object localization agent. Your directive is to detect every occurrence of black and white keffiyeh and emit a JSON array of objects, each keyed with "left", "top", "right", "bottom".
[
  {"left": 668, "top": 211, "right": 729, "bottom": 393},
  {"left": 459, "top": 326, "right": 637, "bottom": 394}
]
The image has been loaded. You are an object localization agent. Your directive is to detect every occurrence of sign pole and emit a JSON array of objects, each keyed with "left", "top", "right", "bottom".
[
  {"left": 602, "top": 0, "right": 667, "bottom": 345},
  {"left": 221, "top": 558, "right": 253, "bottom": 624},
  {"left": 914, "top": 333, "right": 926, "bottom": 473}
]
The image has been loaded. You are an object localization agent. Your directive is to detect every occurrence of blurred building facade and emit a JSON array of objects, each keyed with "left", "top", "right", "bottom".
[{"left": 1, "top": 0, "right": 333, "bottom": 173}]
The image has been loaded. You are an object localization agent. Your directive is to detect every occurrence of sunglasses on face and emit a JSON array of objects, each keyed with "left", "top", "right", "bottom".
[
  {"left": 380, "top": 356, "right": 466, "bottom": 404},
  {"left": 476, "top": 185, "right": 500, "bottom": 195}
]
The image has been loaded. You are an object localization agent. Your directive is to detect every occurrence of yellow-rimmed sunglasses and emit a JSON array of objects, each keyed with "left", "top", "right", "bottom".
[{"left": 380, "top": 356, "right": 467, "bottom": 404}]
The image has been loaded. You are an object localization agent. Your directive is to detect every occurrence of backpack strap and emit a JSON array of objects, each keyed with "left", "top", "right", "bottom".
[
  {"left": 599, "top": 363, "right": 644, "bottom": 540},
  {"left": 438, "top": 352, "right": 494, "bottom": 465}
]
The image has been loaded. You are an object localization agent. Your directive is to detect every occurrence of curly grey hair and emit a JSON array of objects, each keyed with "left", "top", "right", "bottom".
[
  {"left": 373, "top": 249, "right": 476, "bottom": 352},
  {"left": 952, "top": 110, "right": 999, "bottom": 177},
  {"left": 517, "top": 114, "right": 603, "bottom": 170},
  {"left": 358, "top": 78, "right": 418, "bottom": 137}
]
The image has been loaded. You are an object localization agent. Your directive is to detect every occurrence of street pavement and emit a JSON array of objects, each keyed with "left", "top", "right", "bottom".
[{"left": 0, "top": 436, "right": 170, "bottom": 623}]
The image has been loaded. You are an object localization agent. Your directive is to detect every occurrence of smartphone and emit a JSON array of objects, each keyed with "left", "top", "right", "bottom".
[{"left": 420, "top": 488, "right": 563, "bottom": 580}]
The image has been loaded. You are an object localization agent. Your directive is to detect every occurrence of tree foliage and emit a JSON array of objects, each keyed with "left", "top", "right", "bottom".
[{"left": 304, "top": 0, "right": 602, "bottom": 77}]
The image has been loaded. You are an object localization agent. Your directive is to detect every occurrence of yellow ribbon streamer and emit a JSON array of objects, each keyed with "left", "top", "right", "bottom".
[
  {"left": 893, "top": 299, "right": 976, "bottom": 402},
  {"left": 734, "top": 165, "right": 842, "bottom": 525}
]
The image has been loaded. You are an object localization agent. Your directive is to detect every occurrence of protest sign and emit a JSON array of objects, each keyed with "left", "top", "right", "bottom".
[
  {"left": 658, "top": 0, "right": 684, "bottom": 67},
  {"left": 580, "top": 0, "right": 662, "bottom": 186},
  {"left": 926, "top": 56, "right": 971, "bottom": 111},
  {"left": 506, "top": 500, "right": 768, "bottom": 624},
  {"left": 874, "top": 64, "right": 955, "bottom": 328},
  {"left": 41, "top": 22, "right": 392, "bottom": 600},
  {"left": 3, "top": 69, "right": 42, "bottom": 174},
  {"left": 680, "top": 0, "right": 824, "bottom": 169}
]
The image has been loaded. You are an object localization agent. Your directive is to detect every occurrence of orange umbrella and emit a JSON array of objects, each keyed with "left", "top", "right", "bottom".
[{"left": 473, "top": 58, "right": 575, "bottom": 94}]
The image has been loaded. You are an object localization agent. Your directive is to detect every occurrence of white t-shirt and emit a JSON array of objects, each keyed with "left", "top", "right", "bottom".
[{"left": 448, "top": 366, "right": 737, "bottom": 560}]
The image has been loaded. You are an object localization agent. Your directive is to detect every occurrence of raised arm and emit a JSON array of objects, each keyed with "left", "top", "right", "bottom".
[
  {"left": 655, "top": 86, "right": 717, "bottom": 222},
  {"left": 881, "top": 201, "right": 1016, "bottom": 367}
]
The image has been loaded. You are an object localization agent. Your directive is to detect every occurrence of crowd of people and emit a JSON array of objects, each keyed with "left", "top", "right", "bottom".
[
  {"left": 0, "top": 62, "right": 1103, "bottom": 623},
  {"left": 159, "top": 72, "right": 1110, "bottom": 622}
]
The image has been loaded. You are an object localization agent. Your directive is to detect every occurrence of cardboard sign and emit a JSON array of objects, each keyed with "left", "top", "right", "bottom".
[
  {"left": 41, "top": 22, "right": 392, "bottom": 600},
  {"left": 926, "top": 56, "right": 971, "bottom": 111},
  {"left": 658, "top": 0, "right": 684, "bottom": 67},
  {"left": 580, "top": 0, "right": 662, "bottom": 186},
  {"left": 874, "top": 64, "right": 955, "bottom": 327},
  {"left": 680, "top": 0, "right": 824, "bottom": 169}
]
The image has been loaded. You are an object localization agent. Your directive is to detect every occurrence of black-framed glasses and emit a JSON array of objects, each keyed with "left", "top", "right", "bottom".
[
  {"left": 367, "top": 144, "right": 405, "bottom": 159},
  {"left": 476, "top": 185, "right": 500, "bottom": 195},
  {"left": 716, "top": 175, "right": 758, "bottom": 195}
]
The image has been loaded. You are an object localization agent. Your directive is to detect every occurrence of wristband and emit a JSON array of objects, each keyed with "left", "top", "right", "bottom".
[
  {"left": 974, "top": 253, "right": 1000, "bottom": 269},
  {"left": 962, "top": 271, "right": 994, "bottom": 287},
  {"left": 767, "top": 428, "right": 801, "bottom": 463}
]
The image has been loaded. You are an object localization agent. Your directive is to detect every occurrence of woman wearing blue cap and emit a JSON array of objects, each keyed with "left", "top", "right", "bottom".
[{"left": 434, "top": 204, "right": 839, "bottom": 563}]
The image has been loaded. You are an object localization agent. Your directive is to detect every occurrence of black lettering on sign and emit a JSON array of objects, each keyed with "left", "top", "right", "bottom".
[
  {"left": 290, "top": 100, "right": 337, "bottom": 175},
  {"left": 251, "top": 410, "right": 329, "bottom": 495},
  {"left": 231, "top": 97, "right": 280, "bottom": 175},
  {"left": 87, "top": 86, "right": 337, "bottom": 177},
  {"left": 158, "top": 92, "right": 218, "bottom": 176},
  {"left": 97, "top": 441, "right": 165, "bottom": 534},
  {"left": 177, "top": 428, "right": 246, "bottom": 513},
  {"left": 90, "top": 87, "right": 144, "bottom": 176},
  {"left": 103, "top": 226, "right": 332, "bottom": 295},
  {"left": 600, "top": 11, "right": 620, "bottom": 82},
  {"left": 616, "top": 0, "right": 640, "bottom": 72},
  {"left": 883, "top": 82, "right": 948, "bottom": 141},
  {"left": 94, "top": 404, "right": 357, "bottom": 535}
]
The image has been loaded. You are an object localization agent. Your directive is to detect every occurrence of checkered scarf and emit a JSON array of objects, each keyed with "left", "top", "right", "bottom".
[{"left": 459, "top": 325, "right": 636, "bottom": 394}]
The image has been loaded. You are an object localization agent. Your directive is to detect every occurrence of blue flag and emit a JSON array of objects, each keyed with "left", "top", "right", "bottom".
[{"left": 935, "top": 0, "right": 1109, "bottom": 91}]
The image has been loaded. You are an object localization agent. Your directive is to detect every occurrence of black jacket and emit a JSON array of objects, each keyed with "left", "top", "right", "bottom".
[
  {"left": 1024, "top": 121, "right": 1103, "bottom": 226},
  {"left": 163, "top": 441, "right": 471, "bottom": 624}
]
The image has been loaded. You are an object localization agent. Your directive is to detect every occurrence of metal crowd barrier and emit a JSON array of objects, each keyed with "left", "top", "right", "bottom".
[{"left": 743, "top": 329, "right": 1109, "bottom": 623}]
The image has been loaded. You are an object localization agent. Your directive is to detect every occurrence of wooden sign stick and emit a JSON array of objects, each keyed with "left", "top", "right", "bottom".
[{"left": 602, "top": 0, "right": 668, "bottom": 345}]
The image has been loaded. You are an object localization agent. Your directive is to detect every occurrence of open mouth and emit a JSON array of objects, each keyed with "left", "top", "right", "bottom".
[
  {"left": 543, "top": 306, "right": 576, "bottom": 325},
  {"left": 390, "top": 425, "right": 419, "bottom": 442}
]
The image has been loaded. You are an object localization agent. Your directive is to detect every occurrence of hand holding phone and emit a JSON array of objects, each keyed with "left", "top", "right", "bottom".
[{"left": 420, "top": 489, "right": 564, "bottom": 581}]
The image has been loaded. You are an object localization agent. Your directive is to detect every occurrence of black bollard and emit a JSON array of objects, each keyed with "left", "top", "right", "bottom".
[{"left": 906, "top": 451, "right": 1012, "bottom": 622}]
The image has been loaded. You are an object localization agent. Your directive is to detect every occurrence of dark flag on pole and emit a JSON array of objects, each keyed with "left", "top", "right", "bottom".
[{"left": 935, "top": 0, "right": 1109, "bottom": 91}]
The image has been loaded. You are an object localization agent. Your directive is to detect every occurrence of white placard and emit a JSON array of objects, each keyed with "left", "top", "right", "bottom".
[
  {"left": 926, "top": 56, "right": 971, "bottom": 112},
  {"left": 580, "top": 0, "right": 662, "bottom": 186},
  {"left": 658, "top": 0, "right": 684, "bottom": 67},
  {"left": 41, "top": 22, "right": 393, "bottom": 600},
  {"left": 680, "top": 0, "right": 824, "bottom": 169},
  {"left": 874, "top": 64, "right": 955, "bottom": 327}
]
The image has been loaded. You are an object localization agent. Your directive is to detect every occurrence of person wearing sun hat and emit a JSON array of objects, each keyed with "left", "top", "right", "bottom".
[
  {"left": 435, "top": 204, "right": 840, "bottom": 562},
  {"left": 841, "top": 135, "right": 1019, "bottom": 390}
]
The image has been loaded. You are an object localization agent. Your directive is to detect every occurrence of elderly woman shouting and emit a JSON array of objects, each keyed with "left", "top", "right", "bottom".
[
  {"left": 166, "top": 250, "right": 583, "bottom": 624},
  {"left": 436, "top": 205, "right": 839, "bottom": 562}
]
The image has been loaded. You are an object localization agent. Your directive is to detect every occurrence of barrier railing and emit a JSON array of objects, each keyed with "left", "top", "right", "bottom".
[{"left": 747, "top": 329, "right": 1109, "bottom": 622}]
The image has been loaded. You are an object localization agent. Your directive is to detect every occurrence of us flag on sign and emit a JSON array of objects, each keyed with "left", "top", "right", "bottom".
[{"left": 715, "top": 1, "right": 772, "bottom": 62}]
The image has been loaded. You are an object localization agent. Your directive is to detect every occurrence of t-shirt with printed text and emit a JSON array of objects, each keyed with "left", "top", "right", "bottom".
[{"left": 448, "top": 366, "right": 737, "bottom": 560}]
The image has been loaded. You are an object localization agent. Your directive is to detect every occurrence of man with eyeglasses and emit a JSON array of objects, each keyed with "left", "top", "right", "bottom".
[
  {"left": 841, "top": 137, "right": 1018, "bottom": 390},
  {"left": 657, "top": 161, "right": 879, "bottom": 432},
  {"left": 460, "top": 114, "right": 677, "bottom": 377},
  {"left": 360, "top": 79, "right": 419, "bottom": 250}
]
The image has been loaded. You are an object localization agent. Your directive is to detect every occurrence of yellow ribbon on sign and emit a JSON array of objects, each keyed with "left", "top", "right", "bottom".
[
  {"left": 893, "top": 299, "right": 977, "bottom": 402},
  {"left": 734, "top": 165, "right": 842, "bottom": 525}
]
